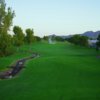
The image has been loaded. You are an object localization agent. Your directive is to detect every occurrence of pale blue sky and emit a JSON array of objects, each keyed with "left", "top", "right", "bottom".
[{"left": 6, "top": 0, "right": 100, "bottom": 36}]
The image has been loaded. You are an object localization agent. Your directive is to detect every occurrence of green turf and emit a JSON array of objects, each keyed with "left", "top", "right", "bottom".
[{"left": 0, "top": 42, "right": 100, "bottom": 100}]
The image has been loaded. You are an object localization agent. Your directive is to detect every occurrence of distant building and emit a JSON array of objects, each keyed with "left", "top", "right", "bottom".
[{"left": 88, "top": 40, "right": 98, "bottom": 47}]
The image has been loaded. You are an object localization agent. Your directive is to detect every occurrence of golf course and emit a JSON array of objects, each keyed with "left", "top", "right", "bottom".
[{"left": 0, "top": 42, "right": 100, "bottom": 100}]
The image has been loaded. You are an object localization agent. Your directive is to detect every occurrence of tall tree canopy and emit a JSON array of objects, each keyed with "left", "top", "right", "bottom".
[
  {"left": 0, "top": 0, "right": 14, "bottom": 32},
  {"left": 0, "top": 0, "right": 15, "bottom": 56},
  {"left": 13, "top": 26, "right": 25, "bottom": 47},
  {"left": 25, "top": 28, "right": 34, "bottom": 44}
]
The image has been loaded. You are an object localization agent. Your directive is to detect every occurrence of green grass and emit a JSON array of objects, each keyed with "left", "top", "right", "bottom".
[{"left": 0, "top": 42, "right": 100, "bottom": 100}]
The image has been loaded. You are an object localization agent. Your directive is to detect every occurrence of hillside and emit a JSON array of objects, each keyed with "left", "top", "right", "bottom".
[
  {"left": 57, "top": 31, "right": 100, "bottom": 39},
  {"left": 82, "top": 31, "right": 100, "bottom": 39}
]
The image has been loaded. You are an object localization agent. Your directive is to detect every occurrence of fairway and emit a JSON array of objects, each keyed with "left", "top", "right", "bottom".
[{"left": 0, "top": 42, "right": 100, "bottom": 100}]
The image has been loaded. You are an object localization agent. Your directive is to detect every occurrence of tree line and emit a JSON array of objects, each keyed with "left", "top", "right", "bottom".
[
  {"left": 67, "top": 34, "right": 100, "bottom": 51},
  {"left": 0, "top": 0, "right": 41, "bottom": 56},
  {"left": 67, "top": 35, "right": 88, "bottom": 46}
]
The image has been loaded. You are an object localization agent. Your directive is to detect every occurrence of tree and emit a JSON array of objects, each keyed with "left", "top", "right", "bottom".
[
  {"left": 34, "top": 36, "right": 41, "bottom": 42},
  {"left": 25, "top": 28, "right": 34, "bottom": 44},
  {"left": 55, "top": 36, "right": 64, "bottom": 42},
  {"left": 79, "top": 36, "right": 88, "bottom": 46},
  {"left": 68, "top": 35, "right": 88, "bottom": 46},
  {"left": 0, "top": 0, "right": 15, "bottom": 56},
  {"left": 96, "top": 34, "right": 100, "bottom": 51},
  {"left": 13, "top": 26, "right": 25, "bottom": 47},
  {"left": 68, "top": 35, "right": 80, "bottom": 45},
  {"left": 43, "top": 36, "right": 48, "bottom": 41},
  {"left": 0, "top": 0, "right": 14, "bottom": 32},
  {"left": 0, "top": 0, "right": 5, "bottom": 29}
]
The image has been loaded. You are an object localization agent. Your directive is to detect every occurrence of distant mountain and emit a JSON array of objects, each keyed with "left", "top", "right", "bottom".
[
  {"left": 81, "top": 31, "right": 100, "bottom": 39},
  {"left": 48, "top": 31, "right": 100, "bottom": 40}
]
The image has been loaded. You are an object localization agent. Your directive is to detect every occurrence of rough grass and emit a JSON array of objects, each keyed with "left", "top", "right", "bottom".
[{"left": 0, "top": 42, "right": 100, "bottom": 100}]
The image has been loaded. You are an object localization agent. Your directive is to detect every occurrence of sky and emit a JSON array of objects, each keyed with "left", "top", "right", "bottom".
[{"left": 6, "top": 0, "right": 100, "bottom": 37}]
